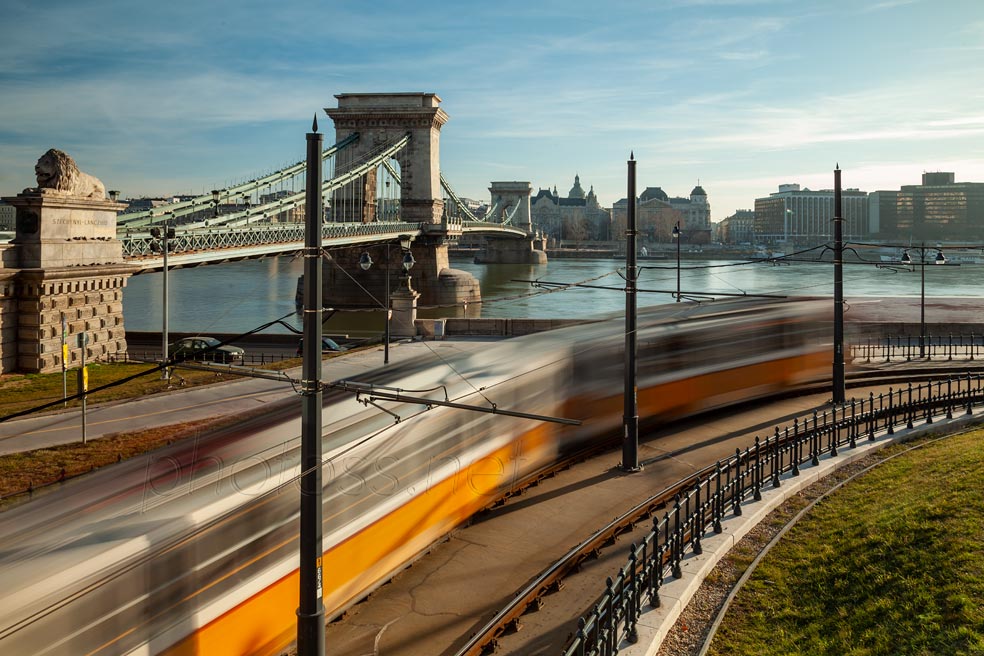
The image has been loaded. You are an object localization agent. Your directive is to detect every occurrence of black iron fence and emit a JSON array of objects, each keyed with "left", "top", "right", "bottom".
[
  {"left": 851, "top": 334, "right": 984, "bottom": 363},
  {"left": 103, "top": 350, "right": 297, "bottom": 368},
  {"left": 564, "top": 374, "right": 984, "bottom": 656}
]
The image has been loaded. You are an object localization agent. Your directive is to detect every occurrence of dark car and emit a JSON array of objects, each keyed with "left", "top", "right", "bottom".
[
  {"left": 170, "top": 337, "right": 245, "bottom": 364},
  {"left": 296, "top": 337, "right": 346, "bottom": 356}
]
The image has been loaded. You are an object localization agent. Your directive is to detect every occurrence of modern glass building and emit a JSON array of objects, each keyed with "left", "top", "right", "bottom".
[
  {"left": 872, "top": 172, "right": 984, "bottom": 242},
  {"left": 753, "top": 184, "right": 869, "bottom": 246}
]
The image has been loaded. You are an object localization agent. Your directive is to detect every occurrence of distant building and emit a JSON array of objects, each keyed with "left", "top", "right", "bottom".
[
  {"left": 121, "top": 197, "right": 177, "bottom": 213},
  {"left": 667, "top": 185, "right": 712, "bottom": 242},
  {"left": 0, "top": 201, "right": 14, "bottom": 232},
  {"left": 612, "top": 184, "right": 711, "bottom": 244},
  {"left": 871, "top": 172, "right": 984, "bottom": 242},
  {"left": 718, "top": 209, "right": 755, "bottom": 244},
  {"left": 530, "top": 175, "right": 611, "bottom": 243},
  {"left": 753, "top": 183, "right": 869, "bottom": 246},
  {"left": 260, "top": 190, "right": 304, "bottom": 223}
]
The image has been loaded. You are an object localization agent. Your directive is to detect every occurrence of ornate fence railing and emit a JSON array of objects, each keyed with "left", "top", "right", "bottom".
[
  {"left": 564, "top": 374, "right": 984, "bottom": 656},
  {"left": 851, "top": 334, "right": 984, "bottom": 363},
  {"left": 120, "top": 221, "right": 424, "bottom": 259}
]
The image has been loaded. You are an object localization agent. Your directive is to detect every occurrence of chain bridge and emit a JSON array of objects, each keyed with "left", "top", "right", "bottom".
[
  {"left": 117, "top": 95, "right": 537, "bottom": 273},
  {"left": 0, "top": 93, "right": 546, "bottom": 373}
]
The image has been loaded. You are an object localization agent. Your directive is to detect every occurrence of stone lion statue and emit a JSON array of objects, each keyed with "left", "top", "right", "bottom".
[{"left": 33, "top": 148, "right": 106, "bottom": 199}]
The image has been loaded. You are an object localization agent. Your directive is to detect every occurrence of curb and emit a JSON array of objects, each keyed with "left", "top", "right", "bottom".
[{"left": 619, "top": 409, "right": 984, "bottom": 655}]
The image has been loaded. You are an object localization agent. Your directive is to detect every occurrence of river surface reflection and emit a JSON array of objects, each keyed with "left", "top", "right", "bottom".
[{"left": 123, "top": 254, "right": 984, "bottom": 336}]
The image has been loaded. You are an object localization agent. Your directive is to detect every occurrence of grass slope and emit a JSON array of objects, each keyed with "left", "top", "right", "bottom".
[{"left": 709, "top": 430, "right": 984, "bottom": 656}]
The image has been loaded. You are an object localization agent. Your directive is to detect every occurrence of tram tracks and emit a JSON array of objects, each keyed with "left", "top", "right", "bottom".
[{"left": 453, "top": 366, "right": 984, "bottom": 656}]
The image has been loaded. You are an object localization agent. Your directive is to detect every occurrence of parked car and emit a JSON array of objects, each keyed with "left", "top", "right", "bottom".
[
  {"left": 170, "top": 337, "right": 245, "bottom": 364},
  {"left": 295, "top": 337, "right": 346, "bottom": 356}
]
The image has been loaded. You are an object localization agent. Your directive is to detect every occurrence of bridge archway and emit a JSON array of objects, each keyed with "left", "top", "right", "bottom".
[
  {"left": 488, "top": 181, "right": 533, "bottom": 233},
  {"left": 326, "top": 93, "right": 448, "bottom": 225}
]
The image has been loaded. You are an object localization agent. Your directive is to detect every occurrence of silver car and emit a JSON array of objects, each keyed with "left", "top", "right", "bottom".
[{"left": 170, "top": 337, "right": 245, "bottom": 364}]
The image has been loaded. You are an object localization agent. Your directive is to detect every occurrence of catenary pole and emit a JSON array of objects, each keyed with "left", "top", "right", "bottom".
[
  {"left": 832, "top": 165, "right": 846, "bottom": 404},
  {"left": 622, "top": 153, "right": 641, "bottom": 472},
  {"left": 297, "top": 115, "right": 326, "bottom": 656}
]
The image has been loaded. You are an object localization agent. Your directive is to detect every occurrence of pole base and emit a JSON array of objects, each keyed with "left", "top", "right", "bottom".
[{"left": 296, "top": 608, "right": 325, "bottom": 656}]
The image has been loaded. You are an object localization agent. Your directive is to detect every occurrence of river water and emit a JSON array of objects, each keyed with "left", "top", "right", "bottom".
[{"left": 122, "top": 254, "right": 984, "bottom": 335}]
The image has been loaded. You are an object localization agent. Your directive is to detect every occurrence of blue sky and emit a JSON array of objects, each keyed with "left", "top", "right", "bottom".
[{"left": 1, "top": 0, "right": 982, "bottom": 220}]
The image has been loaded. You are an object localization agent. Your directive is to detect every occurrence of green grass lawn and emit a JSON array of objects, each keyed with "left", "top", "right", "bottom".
[
  {"left": 708, "top": 430, "right": 984, "bottom": 656},
  {"left": 0, "top": 359, "right": 303, "bottom": 420}
]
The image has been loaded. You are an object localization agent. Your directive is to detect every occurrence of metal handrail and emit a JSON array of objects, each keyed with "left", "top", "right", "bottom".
[
  {"left": 563, "top": 374, "right": 984, "bottom": 655},
  {"left": 852, "top": 334, "right": 984, "bottom": 363}
]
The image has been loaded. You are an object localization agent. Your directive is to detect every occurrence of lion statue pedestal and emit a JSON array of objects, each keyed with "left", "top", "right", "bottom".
[
  {"left": 5, "top": 149, "right": 126, "bottom": 268},
  {"left": 0, "top": 149, "right": 137, "bottom": 374}
]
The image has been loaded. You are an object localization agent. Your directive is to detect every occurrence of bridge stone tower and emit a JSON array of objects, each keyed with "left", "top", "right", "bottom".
[
  {"left": 1, "top": 151, "right": 136, "bottom": 373},
  {"left": 326, "top": 93, "right": 447, "bottom": 224},
  {"left": 475, "top": 182, "right": 547, "bottom": 265},
  {"left": 324, "top": 93, "right": 481, "bottom": 315}
]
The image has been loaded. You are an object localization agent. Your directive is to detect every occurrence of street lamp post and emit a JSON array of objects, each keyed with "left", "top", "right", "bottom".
[
  {"left": 384, "top": 179, "right": 390, "bottom": 221},
  {"left": 671, "top": 222, "right": 681, "bottom": 302},
  {"left": 901, "top": 245, "right": 946, "bottom": 358},
  {"left": 211, "top": 189, "right": 220, "bottom": 219},
  {"left": 150, "top": 213, "right": 175, "bottom": 383},
  {"left": 359, "top": 236, "right": 414, "bottom": 364}
]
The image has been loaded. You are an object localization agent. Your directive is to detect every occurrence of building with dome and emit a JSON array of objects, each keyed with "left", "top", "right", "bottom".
[
  {"left": 530, "top": 174, "right": 611, "bottom": 243},
  {"left": 612, "top": 183, "right": 712, "bottom": 245}
]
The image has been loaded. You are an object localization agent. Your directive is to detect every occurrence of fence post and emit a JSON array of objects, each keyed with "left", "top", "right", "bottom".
[
  {"left": 692, "top": 479, "right": 703, "bottom": 555},
  {"left": 792, "top": 418, "right": 800, "bottom": 476},
  {"left": 753, "top": 436, "right": 762, "bottom": 501},
  {"left": 968, "top": 374, "right": 974, "bottom": 416},
  {"left": 773, "top": 426, "right": 781, "bottom": 488},
  {"left": 906, "top": 383, "right": 914, "bottom": 429},
  {"left": 601, "top": 578, "right": 615, "bottom": 655},
  {"left": 574, "top": 617, "right": 587, "bottom": 656},
  {"left": 886, "top": 387, "right": 894, "bottom": 434},
  {"left": 672, "top": 495, "right": 683, "bottom": 579},
  {"left": 847, "top": 396, "right": 852, "bottom": 449},
  {"left": 869, "top": 392, "right": 876, "bottom": 441},
  {"left": 732, "top": 449, "right": 743, "bottom": 516},
  {"left": 811, "top": 411, "right": 820, "bottom": 466},
  {"left": 714, "top": 462, "right": 723, "bottom": 533},
  {"left": 925, "top": 381, "right": 933, "bottom": 425},
  {"left": 627, "top": 548, "right": 639, "bottom": 643}
]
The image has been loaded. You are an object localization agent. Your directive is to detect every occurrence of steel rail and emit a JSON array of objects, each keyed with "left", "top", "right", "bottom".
[{"left": 454, "top": 368, "right": 984, "bottom": 656}]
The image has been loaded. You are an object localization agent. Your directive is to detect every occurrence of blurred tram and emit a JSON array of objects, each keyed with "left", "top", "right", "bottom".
[{"left": 0, "top": 298, "right": 828, "bottom": 656}]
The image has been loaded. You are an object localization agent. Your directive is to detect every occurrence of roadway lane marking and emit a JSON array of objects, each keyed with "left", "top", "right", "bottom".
[{"left": 0, "top": 389, "right": 291, "bottom": 440}]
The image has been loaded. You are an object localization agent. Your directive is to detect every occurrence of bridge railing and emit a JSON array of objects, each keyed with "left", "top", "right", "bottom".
[
  {"left": 460, "top": 221, "right": 529, "bottom": 237},
  {"left": 120, "top": 221, "right": 424, "bottom": 259},
  {"left": 563, "top": 374, "right": 984, "bottom": 656}
]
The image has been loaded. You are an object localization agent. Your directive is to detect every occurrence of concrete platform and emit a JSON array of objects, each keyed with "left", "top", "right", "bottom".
[{"left": 320, "top": 370, "right": 978, "bottom": 655}]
